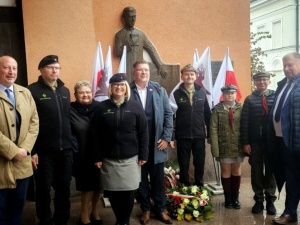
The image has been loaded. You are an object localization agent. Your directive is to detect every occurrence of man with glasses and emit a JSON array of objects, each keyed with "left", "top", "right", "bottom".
[
  {"left": 240, "top": 72, "right": 276, "bottom": 215},
  {"left": 28, "top": 55, "right": 73, "bottom": 225},
  {"left": 130, "top": 60, "right": 173, "bottom": 224}
]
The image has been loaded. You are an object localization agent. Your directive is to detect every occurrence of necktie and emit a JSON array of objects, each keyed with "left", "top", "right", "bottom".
[
  {"left": 261, "top": 95, "right": 268, "bottom": 117},
  {"left": 229, "top": 107, "right": 234, "bottom": 127},
  {"left": 5, "top": 88, "right": 20, "bottom": 140},
  {"left": 5, "top": 89, "right": 15, "bottom": 107},
  {"left": 274, "top": 82, "right": 292, "bottom": 122},
  {"left": 188, "top": 91, "right": 193, "bottom": 105}
]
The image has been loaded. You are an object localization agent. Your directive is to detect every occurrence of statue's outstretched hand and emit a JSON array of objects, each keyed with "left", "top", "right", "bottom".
[{"left": 159, "top": 65, "right": 168, "bottom": 79}]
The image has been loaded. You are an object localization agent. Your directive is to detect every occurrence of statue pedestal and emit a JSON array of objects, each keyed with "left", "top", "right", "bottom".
[{"left": 206, "top": 183, "right": 224, "bottom": 195}]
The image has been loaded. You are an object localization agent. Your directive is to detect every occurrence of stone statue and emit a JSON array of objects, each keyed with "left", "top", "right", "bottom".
[{"left": 114, "top": 6, "right": 168, "bottom": 83}]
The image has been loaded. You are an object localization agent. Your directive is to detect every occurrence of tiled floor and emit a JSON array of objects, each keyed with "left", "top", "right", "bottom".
[{"left": 22, "top": 178, "right": 300, "bottom": 225}]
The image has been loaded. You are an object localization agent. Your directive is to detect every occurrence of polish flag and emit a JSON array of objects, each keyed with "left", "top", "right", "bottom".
[
  {"left": 92, "top": 42, "right": 104, "bottom": 97},
  {"left": 212, "top": 47, "right": 242, "bottom": 104},
  {"left": 193, "top": 47, "right": 213, "bottom": 109},
  {"left": 94, "top": 46, "right": 113, "bottom": 102},
  {"left": 117, "top": 45, "right": 127, "bottom": 74}
]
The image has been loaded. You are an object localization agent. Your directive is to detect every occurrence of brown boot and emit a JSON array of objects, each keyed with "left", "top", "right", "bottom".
[{"left": 140, "top": 211, "right": 150, "bottom": 224}]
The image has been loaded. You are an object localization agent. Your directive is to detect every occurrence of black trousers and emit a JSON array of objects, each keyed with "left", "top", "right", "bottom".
[
  {"left": 177, "top": 138, "right": 205, "bottom": 186},
  {"left": 107, "top": 190, "right": 135, "bottom": 225},
  {"left": 34, "top": 149, "right": 73, "bottom": 225}
]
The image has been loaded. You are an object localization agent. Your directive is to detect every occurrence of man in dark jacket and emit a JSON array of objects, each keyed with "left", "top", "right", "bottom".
[
  {"left": 130, "top": 60, "right": 173, "bottom": 224},
  {"left": 27, "top": 55, "right": 73, "bottom": 225},
  {"left": 240, "top": 72, "right": 276, "bottom": 215},
  {"left": 270, "top": 52, "right": 300, "bottom": 225},
  {"left": 171, "top": 64, "right": 211, "bottom": 187}
]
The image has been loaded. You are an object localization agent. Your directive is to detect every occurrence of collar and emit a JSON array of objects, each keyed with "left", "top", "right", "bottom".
[{"left": 0, "top": 83, "right": 14, "bottom": 94}]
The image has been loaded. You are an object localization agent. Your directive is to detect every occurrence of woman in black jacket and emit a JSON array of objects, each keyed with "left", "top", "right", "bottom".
[
  {"left": 92, "top": 73, "right": 148, "bottom": 225},
  {"left": 70, "top": 81, "right": 102, "bottom": 225}
]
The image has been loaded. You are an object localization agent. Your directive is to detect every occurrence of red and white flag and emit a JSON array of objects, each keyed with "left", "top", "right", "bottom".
[
  {"left": 117, "top": 45, "right": 127, "bottom": 74},
  {"left": 92, "top": 42, "right": 104, "bottom": 97},
  {"left": 193, "top": 47, "right": 213, "bottom": 109},
  {"left": 212, "top": 47, "right": 242, "bottom": 104},
  {"left": 94, "top": 46, "right": 113, "bottom": 102}
]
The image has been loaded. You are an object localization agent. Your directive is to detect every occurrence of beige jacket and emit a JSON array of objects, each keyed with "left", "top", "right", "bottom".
[{"left": 0, "top": 84, "right": 39, "bottom": 189}]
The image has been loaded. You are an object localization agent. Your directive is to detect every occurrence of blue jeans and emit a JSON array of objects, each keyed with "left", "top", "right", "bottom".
[{"left": 0, "top": 177, "right": 29, "bottom": 225}]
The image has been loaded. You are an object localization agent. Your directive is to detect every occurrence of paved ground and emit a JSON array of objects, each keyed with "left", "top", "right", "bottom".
[{"left": 22, "top": 178, "right": 300, "bottom": 225}]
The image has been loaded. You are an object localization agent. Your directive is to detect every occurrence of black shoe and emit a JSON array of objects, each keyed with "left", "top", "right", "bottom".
[
  {"left": 266, "top": 201, "right": 276, "bottom": 215},
  {"left": 79, "top": 218, "right": 91, "bottom": 225},
  {"left": 231, "top": 191, "right": 241, "bottom": 209},
  {"left": 90, "top": 214, "right": 103, "bottom": 225},
  {"left": 224, "top": 192, "right": 233, "bottom": 209},
  {"left": 252, "top": 201, "right": 264, "bottom": 214}
]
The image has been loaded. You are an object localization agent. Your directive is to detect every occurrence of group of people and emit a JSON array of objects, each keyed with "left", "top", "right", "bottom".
[
  {"left": 0, "top": 51, "right": 300, "bottom": 225},
  {"left": 211, "top": 52, "right": 300, "bottom": 225}
]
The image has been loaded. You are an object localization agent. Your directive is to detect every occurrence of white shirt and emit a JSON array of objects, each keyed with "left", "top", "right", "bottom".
[
  {"left": 136, "top": 83, "right": 148, "bottom": 110},
  {"left": 273, "top": 81, "right": 294, "bottom": 137}
]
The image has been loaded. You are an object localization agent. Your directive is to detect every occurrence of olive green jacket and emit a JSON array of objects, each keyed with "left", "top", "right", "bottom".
[{"left": 210, "top": 101, "right": 244, "bottom": 158}]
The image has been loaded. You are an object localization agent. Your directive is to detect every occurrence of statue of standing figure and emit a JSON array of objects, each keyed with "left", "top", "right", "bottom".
[{"left": 114, "top": 6, "right": 168, "bottom": 83}]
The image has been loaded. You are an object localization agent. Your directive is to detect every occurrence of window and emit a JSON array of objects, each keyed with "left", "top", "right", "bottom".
[{"left": 272, "top": 20, "right": 282, "bottom": 49}]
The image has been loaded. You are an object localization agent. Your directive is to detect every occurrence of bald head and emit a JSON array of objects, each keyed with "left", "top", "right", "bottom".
[{"left": 0, "top": 56, "right": 18, "bottom": 87}]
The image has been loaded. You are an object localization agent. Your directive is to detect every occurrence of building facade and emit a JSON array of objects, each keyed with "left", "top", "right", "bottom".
[{"left": 251, "top": 0, "right": 300, "bottom": 89}]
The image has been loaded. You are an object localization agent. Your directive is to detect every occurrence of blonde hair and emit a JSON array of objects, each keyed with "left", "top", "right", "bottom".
[
  {"left": 107, "top": 81, "right": 131, "bottom": 101},
  {"left": 74, "top": 80, "right": 92, "bottom": 93}
]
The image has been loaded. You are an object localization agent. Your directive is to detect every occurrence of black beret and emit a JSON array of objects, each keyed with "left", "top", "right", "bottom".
[
  {"left": 253, "top": 72, "right": 270, "bottom": 80},
  {"left": 38, "top": 55, "right": 59, "bottom": 70},
  {"left": 109, "top": 73, "right": 127, "bottom": 83},
  {"left": 221, "top": 84, "right": 238, "bottom": 93},
  {"left": 181, "top": 64, "right": 197, "bottom": 74}
]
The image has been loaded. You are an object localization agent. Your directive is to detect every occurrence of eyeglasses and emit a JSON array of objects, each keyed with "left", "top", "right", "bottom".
[
  {"left": 112, "top": 83, "right": 126, "bottom": 87},
  {"left": 76, "top": 91, "right": 92, "bottom": 95},
  {"left": 254, "top": 78, "right": 269, "bottom": 82},
  {"left": 45, "top": 66, "right": 61, "bottom": 70}
]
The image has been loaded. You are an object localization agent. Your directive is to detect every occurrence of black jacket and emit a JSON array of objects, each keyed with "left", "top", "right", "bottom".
[
  {"left": 173, "top": 83, "right": 211, "bottom": 139},
  {"left": 240, "top": 89, "right": 275, "bottom": 145},
  {"left": 91, "top": 98, "right": 149, "bottom": 162},
  {"left": 27, "top": 76, "right": 72, "bottom": 154}
]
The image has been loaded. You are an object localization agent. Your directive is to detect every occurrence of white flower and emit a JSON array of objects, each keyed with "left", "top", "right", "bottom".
[
  {"left": 177, "top": 208, "right": 184, "bottom": 215},
  {"left": 191, "top": 199, "right": 199, "bottom": 208},
  {"left": 176, "top": 175, "right": 180, "bottom": 179},
  {"left": 190, "top": 185, "right": 199, "bottom": 194},
  {"left": 193, "top": 210, "right": 200, "bottom": 218},
  {"left": 182, "top": 187, "right": 188, "bottom": 191},
  {"left": 173, "top": 191, "right": 180, "bottom": 195},
  {"left": 183, "top": 198, "right": 190, "bottom": 204}
]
